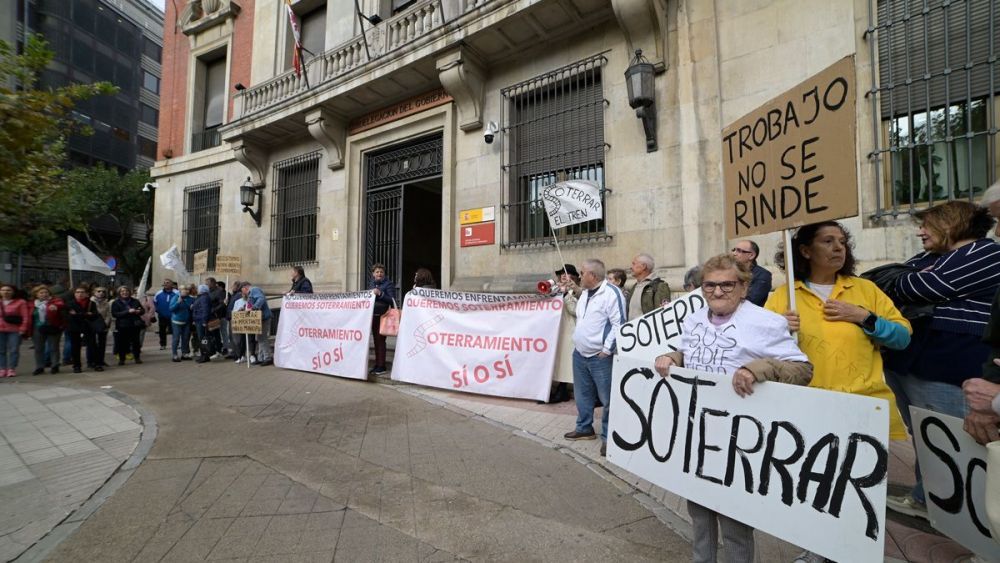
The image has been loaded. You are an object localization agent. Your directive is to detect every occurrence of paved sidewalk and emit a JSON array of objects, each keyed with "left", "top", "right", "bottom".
[
  {"left": 0, "top": 384, "right": 142, "bottom": 561},
  {"left": 11, "top": 344, "right": 690, "bottom": 562},
  {"left": 392, "top": 384, "right": 974, "bottom": 563}
]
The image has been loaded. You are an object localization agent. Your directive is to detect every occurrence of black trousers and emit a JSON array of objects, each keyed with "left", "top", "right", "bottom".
[
  {"left": 69, "top": 329, "right": 96, "bottom": 369},
  {"left": 157, "top": 314, "right": 172, "bottom": 346},
  {"left": 116, "top": 328, "right": 141, "bottom": 362}
]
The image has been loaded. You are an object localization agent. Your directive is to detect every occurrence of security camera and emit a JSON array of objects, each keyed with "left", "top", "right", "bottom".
[{"left": 484, "top": 121, "right": 499, "bottom": 144}]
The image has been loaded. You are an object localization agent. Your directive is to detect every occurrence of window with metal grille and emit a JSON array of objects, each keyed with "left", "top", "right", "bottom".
[
  {"left": 501, "top": 53, "right": 609, "bottom": 248},
  {"left": 270, "top": 152, "right": 320, "bottom": 267},
  {"left": 868, "top": 0, "right": 998, "bottom": 217},
  {"left": 183, "top": 181, "right": 221, "bottom": 271}
]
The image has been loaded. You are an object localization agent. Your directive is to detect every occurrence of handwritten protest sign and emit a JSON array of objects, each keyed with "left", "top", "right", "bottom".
[
  {"left": 392, "top": 288, "right": 562, "bottom": 401},
  {"left": 230, "top": 310, "right": 261, "bottom": 334},
  {"left": 617, "top": 290, "right": 706, "bottom": 362},
  {"left": 192, "top": 249, "right": 209, "bottom": 275},
  {"left": 215, "top": 255, "right": 241, "bottom": 274},
  {"left": 607, "top": 358, "right": 889, "bottom": 562},
  {"left": 541, "top": 180, "right": 604, "bottom": 229},
  {"left": 911, "top": 408, "right": 1000, "bottom": 560},
  {"left": 274, "top": 292, "right": 375, "bottom": 380},
  {"left": 722, "top": 56, "right": 858, "bottom": 238}
]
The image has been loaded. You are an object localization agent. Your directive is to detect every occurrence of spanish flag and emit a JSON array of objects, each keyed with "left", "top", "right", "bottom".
[{"left": 285, "top": 0, "right": 302, "bottom": 77}]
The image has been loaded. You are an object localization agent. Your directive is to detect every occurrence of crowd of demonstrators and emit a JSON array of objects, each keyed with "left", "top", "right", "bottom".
[
  {"left": 655, "top": 254, "right": 812, "bottom": 563},
  {"left": 369, "top": 263, "right": 395, "bottom": 376},
  {"left": 731, "top": 240, "right": 772, "bottom": 306}
]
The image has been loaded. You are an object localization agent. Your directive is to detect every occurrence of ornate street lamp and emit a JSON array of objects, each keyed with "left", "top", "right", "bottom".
[
  {"left": 240, "top": 177, "right": 262, "bottom": 227},
  {"left": 624, "top": 49, "right": 657, "bottom": 152}
]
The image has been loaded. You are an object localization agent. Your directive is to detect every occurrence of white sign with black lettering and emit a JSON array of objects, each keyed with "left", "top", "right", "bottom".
[
  {"left": 616, "top": 290, "right": 706, "bottom": 362},
  {"left": 910, "top": 408, "right": 1000, "bottom": 560},
  {"left": 607, "top": 358, "right": 890, "bottom": 563}
]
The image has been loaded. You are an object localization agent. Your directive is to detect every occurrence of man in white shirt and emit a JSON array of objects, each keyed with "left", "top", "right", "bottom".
[{"left": 564, "top": 259, "right": 626, "bottom": 456}]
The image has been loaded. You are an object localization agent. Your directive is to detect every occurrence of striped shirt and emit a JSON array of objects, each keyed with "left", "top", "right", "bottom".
[{"left": 893, "top": 239, "right": 1000, "bottom": 336}]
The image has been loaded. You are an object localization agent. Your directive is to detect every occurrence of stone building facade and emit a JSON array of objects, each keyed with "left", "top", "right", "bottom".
[{"left": 150, "top": 0, "right": 999, "bottom": 295}]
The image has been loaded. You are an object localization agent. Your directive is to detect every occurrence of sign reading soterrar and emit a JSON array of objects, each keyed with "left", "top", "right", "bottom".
[{"left": 722, "top": 56, "right": 858, "bottom": 238}]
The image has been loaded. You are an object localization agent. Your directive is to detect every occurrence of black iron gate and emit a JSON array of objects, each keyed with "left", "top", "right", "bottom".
[{"left": 363, "top": 134, "right": 443, "bottom": 289}]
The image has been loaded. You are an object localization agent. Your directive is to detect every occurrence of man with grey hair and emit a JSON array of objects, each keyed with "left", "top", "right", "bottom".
[
  {"left": 628, "top": 253, "right": 671, "bottom": 320},
  {"left": 565, "top": 259, "right": 626, "bottom": 457}
]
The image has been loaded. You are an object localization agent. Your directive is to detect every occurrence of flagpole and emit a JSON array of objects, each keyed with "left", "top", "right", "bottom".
[
  {"left": 67, "top": 237, "right": 73, "bottom": 288},
  {"left": 353, "top": 0, "right": 373, "bottom": 60},
  {"left": 550, "top": 230, "right": 568, "bottom": 277}
]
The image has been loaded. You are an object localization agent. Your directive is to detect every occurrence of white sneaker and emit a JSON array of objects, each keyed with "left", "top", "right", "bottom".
[
  {"left": 235, "top": 356, "right": 244, "bottom": 364},
  {"left": 886, "top": 493, "right": 929, "bottom": 520},
  {"left": 249, "top": 355, "right": 257, "bottom": 364},
  {"left": 210, "top": 353, "right": 223, "bottom": 360}
]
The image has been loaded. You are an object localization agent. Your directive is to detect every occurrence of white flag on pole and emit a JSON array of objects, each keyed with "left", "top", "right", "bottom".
[
  {"left": 541, "top": 180, "right": 604, "bottom": 230},
  {"left": 159, "top": 245, "right": 189, "bottom": 278},
  {"left": 135, "top": 256, "right": 152, "bottom": 297},
  {"left": 67, "top": 236, "right": 112, "bottom": 275}
]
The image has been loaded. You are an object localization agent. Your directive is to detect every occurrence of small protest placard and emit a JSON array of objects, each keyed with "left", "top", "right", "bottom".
[
  {"left": 541, "top": 180, "right": 603, "bottom": 230},
  {"left": 231, "top": 310, "right": 262, "bottom": 334},
  {"left": 911, "top": 408, "right": 999, "bottom": 560},
  {"left": 215, "top": 255, "right": 241, "bottom": 274},
  {"left": 192, "top": 249, "right": 209, "bottom": 275},
  {"left": 722, "top": 56, "right": 858, "bottom": 238}
]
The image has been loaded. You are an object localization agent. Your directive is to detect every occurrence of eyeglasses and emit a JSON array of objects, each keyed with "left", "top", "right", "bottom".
[
  {"left": 731, "top": 247, "right": 754, "bottom": 255},
  {"left": 701, "top": 281, "right": 740, "bottom": 293}
]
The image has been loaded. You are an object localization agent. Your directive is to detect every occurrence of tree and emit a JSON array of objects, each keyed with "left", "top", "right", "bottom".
[
  {"left": 0, "top": 35, "right": 116, "bottom": 253},
  {"left": 65, "top": 165, "right": 153, "bottom": 284}
]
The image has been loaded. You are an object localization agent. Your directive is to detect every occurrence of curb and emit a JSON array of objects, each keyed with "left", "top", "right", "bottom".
[{"left": 15, "top": 389, "right": 158, "bottom": 563}]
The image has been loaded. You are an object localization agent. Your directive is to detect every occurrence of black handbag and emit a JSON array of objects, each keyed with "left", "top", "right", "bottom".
[{"left": 1, "top": 302, "right": 22, "bottom": 326}]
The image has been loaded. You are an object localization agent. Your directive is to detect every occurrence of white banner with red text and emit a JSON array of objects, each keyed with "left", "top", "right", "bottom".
[
  {"left": 607, "top": 357, "right": 890, "bottom": 563},
  {"left": 275, "top": 292, "right": 375, "bottom": 380},
  {"left": 392, "top": 288, "right": 563, "bottom": 401}
]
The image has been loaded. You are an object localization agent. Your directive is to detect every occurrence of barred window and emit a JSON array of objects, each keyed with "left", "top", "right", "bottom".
[
  {"left": 869, "top": 0, "right": 998, "bottom": 217},
  {"left": 183, "top": 181, "right": 221, "bottom": 271},
  {"left": 501, "top": 54, "right": 609, "bottom": 248},
  {"left": 270, "top": 152, "right": 320, "bottom": 267}
]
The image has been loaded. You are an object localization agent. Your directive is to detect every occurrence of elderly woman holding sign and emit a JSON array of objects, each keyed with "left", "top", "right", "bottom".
[{"left": 654, "top": 254, "right": 812, "bottom": 563}]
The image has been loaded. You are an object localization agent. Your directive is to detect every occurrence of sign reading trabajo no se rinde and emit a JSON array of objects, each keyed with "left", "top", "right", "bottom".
[{"left": 722, "top": 56, "right": 858, "bottom": 239}]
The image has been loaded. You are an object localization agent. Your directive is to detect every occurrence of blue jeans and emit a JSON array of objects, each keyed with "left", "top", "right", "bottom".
[
  {"left": 885, "top": 369, "right": 969, "bottom": 504},
  {"left": 572, "top": 349, "right": 613, "bottom": 440},
  {"left": 0, "top": 331, "right": 21, "bottom": 369},
  {"left": 171, "top": 322, "right": 190, "bottom": 356},
  {"left": 62, "top": 331, "right": 72, "bottom": 364}
]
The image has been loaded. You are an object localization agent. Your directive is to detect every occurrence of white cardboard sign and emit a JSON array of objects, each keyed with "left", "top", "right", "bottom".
[
  {"left": 616, "top": 290, "right": 706, "bottom": 362},
  {"left": 274, "top": 292, "right": 375, "bottom": 380},
  {"left": 911, "top": 407, "right": 1000, "bottom": 560},
  {"left": 607, "top": 358, "right": 890, "bottom": 563},
  {"left": 541, "top": 179, "right": 603, "bottom": 229},
  {"left": 392, "top": 288, "right": 562, "bottom": 401}
]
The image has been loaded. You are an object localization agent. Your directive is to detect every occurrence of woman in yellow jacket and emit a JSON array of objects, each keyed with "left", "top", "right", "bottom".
[{"left": 765, "top": 221, "right": 912, "bottom": 441}]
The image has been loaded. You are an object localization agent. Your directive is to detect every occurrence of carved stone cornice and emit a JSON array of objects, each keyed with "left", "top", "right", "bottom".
[
  {"left": 611, "top": 0, "right": 666, "bottom": 72},
  {"left": 305, "top": 109, "right": 346, "bottom": 170},
  {"left": 181, "top": 0, "right": 241, "bottom": 37},
  {"left": 231, "top": 137, "right": 267, "bottom": 187},
  {"left": 436, "top": 46, "right": 486, "bottom": 132}
]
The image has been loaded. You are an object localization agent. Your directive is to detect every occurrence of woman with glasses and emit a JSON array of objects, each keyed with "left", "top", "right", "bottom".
[
  {"left": 653, "top": 254, "right": 812, "bottom": 563},
  {"left": 765, "top": 221, "right": 911, "bottom": 562}
]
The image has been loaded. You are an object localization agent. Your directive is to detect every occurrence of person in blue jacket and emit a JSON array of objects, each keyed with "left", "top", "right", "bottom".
[
  {"left": 242, "top": 282, "right": 273, "bottom": 366},
  {"left": 169, "top": 286, "right": 194, "bottom": 362},
  {"left": 191, "top": 285, "right": 215, "bottom": 363},
  {"left": 369, "top": 263, "right": 395, "bottom": 375},
  {"left": 153, "top": 279, "right": 177, "bottom": 350}
]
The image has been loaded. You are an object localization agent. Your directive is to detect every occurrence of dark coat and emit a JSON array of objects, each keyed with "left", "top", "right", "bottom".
[
  {"left": 192, "top": 293, "right": 214, "bottom": 324},
  {"left": 747, "top": 264, "right": 773, "bottom": 307},
  {"left": 371, "top": 277, "right": 396, "bottom": 315},
  {"left": 860, "top": 263, "right": 935, "bottom": 320},
  {"left": 66, "top": 298, "right": 100, "bottom": 333},
  {"left": 111, "top": 297, "right": 145, "bottom": 330},
  {"left": 291, "top": 276, "right": 313, "bottom": 294}
]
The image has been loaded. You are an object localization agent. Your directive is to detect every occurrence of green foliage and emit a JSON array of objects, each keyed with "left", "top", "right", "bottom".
[
  {"left": 64, "top": 165, "right": 153, "bottom": 283},
  {"left": 0, "top": 35, "right": 117, "bottom": 253}
]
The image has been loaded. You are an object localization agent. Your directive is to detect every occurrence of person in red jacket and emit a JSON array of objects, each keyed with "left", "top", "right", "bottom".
[
  {"left": 31, "top": 285, "right": 66, "bottom": 375},
  {"left": 0, "top": 284, "right": 32, "bottom": 377}
]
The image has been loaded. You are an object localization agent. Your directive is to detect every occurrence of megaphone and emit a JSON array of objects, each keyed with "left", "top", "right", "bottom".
[{"left": 537, "top": 279, "right": 556, "bottom": 294}]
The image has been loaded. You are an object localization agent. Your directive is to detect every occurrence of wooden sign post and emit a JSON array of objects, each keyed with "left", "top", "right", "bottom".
[{"left": 231, "top": 310, "right": 262, "bottom": 369}]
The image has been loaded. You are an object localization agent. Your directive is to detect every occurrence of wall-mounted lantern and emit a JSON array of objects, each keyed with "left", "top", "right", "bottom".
[{"left": 624, "top": 49, "right": 657, "bottom": 153}]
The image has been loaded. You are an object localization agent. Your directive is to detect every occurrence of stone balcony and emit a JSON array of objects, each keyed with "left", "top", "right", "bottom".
[{"left": 222, "top": 0, "right": 623, "bottom": 149}]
